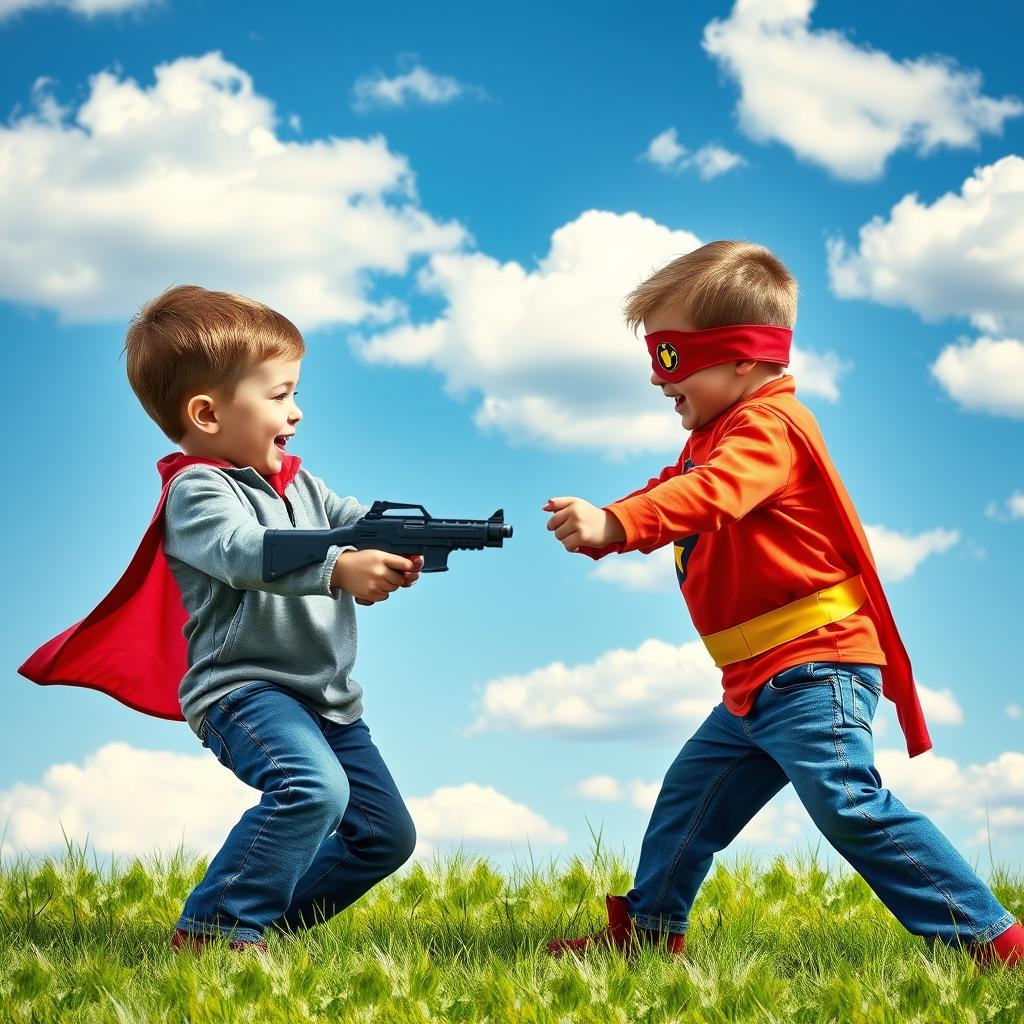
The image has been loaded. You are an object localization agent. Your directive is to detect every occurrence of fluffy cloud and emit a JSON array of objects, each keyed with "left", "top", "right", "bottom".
[
  {"left": 0, "top": 741, "right": 256, "bottom": 860},
  {"left": 352, "top": 209, "right": 847, "bottom": 458},
  {"left": 863, "top": 523, "right": 960, "bottom": 583},
  {"left": 0, "top": 52, "right": 467, "bottom": 328},
  {"left": 467, "top": 637, "right": 723, "bottom": 738},
  {"left": 0, "top": 0, "right": 153, "bottom": 19},
  {"left": 875, "top": 748, "right": 1024, "bottom": 850},
  {"left": 570, "top": 775, "right": 625, "bottom": 802},
  {"left": 916, "top": 687, "right": 965, "bottom": 728},
  {"left": 930, "top": 337, "right": 1024, "bottom": 419},
  {"left": 588, "top": 550, "right": 677, "bottom": 591},
  {"left": 827, "top": 156, "right": 1024, "bottom": 336},
  {"left": 0, "top": 742, "right": 564, "bottom": 861},
  {"left": 642, "top": 128, "right": 746, "bottom": 180},
  {"left": 702, "top": 0, "right": 1022, "bottom": 181},
  {"left": 468, "top": 634, "right": 963, "bottom": 739},
  {"left": 407, "top": 783, "right": 566, "bottom": 859},
  {"left": 986, "top": 491, "right": 1024, "bottom": 522},
  {"left": 352, "top": 55, "right": 485, "bottom": 112}
]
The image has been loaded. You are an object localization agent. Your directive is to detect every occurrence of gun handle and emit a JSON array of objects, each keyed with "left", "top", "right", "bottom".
[{"left": 422, "top": 548, "right": 451, "bottom": 572}]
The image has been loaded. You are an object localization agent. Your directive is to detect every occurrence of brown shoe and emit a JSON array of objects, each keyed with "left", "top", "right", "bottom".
[
  {"left": 547, "top": 895, "right": 686, "bottom": 958},
  {"left": 170, "top": 926, "right": 268, "bottom": 956}
]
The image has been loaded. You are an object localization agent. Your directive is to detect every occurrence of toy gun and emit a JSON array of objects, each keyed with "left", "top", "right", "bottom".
[{"left": 262, "top": 500, "right": 513, "bottom": 582}]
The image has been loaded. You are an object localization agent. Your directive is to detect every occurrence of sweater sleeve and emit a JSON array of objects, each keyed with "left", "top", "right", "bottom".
[
  {"left": 308, "top": 473, "right": 371, "bottom": 530},
  {"left": 581, "top": 406, "right": 793, "bottom": 558},
  {"left": 164, "top": 468, "right": 346, "bottom": 597},
  {"left": 574, "top": 455, "right": 686, "bottom": 560}
]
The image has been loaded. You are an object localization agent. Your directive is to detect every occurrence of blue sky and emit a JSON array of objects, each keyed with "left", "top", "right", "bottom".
[{"left": 2, "top": 0, "right": 1023, "bottom": 880}]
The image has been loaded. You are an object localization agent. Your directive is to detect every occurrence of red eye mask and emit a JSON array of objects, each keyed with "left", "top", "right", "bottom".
[{"left": 644, "top": 324, "right": 792, "bottom": 383}]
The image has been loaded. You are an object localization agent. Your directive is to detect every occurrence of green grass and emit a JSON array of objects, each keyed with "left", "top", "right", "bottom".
[{"left": 3, "top": 826, "right": 1024, "bottom": 1023}]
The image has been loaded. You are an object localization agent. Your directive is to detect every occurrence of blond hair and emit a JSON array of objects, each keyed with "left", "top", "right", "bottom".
[
  {"left": 623, "top": 240, "right": 797, "bottom": 373},
  {"left": 121, "top": 285, "right": 306, "bottom": 444}
]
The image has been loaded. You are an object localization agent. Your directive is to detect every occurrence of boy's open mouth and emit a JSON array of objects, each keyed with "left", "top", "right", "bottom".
[
  {"left": 674, "top": 396, "right": 687, "bottom": 413},
  {"left": 274, "top": 435, "right": 289, "bottom": 449}
]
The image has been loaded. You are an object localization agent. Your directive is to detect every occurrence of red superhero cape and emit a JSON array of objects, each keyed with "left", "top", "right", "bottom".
[
  {"left": 759, "top": 391, "right": 933, "bottom": 757},
  {"left": 17, "top": 451, "right": 302, "bottom": 721}
]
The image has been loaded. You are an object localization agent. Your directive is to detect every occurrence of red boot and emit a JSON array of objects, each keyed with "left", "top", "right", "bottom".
[
  {"left": 547, "top": 895, "right": 686, "bottom": 958},
  {"left": 170, "top": 926, "right": 268, "bottom": 956},
  {"left": 970, "top": 921, "right": 1024, "bottom": 969}
]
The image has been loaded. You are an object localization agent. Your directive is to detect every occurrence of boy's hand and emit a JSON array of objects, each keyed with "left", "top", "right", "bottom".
[
  {"left": 335, "top": 551, "right": 424, "bottom": 606},
  {"left": 543, "top": 497, "right": 626, "bottom": 552}
]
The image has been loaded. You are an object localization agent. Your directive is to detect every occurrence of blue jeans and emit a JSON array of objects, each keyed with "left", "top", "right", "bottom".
[
  {"left": 176, "top": 681, "right": 417, "bottom": 943},
  {"left": 625, "top": 661, "right": 1016, "bottom": 948}
]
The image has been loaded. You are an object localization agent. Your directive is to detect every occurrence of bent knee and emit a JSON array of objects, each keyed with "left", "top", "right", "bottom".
[
  {"left": 376, "top": 810, "right": 417, "bottom": 869},
  {"left": 293, "top": 772, "right": 351, "bottom": 828}
]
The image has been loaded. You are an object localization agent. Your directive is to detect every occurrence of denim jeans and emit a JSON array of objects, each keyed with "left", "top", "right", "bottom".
[
  {"left": 625, "top": 661, "right": 1016, "bottom": 948},
  {"left": 176, "top": 680, "right": 417, "bottom": 943}
]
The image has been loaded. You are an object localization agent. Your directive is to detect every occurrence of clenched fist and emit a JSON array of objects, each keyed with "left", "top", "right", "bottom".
[
  {"left": 333, "top": 550, "right": 424, "bottom": 606},
  {"left": 543, "top": 496, "right": 626, "bottom": 552}
]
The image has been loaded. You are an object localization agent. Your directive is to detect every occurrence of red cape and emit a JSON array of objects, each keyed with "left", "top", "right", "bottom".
[
  {"left": 761, "top": 393, "right": 933, "bottom": 758},
  {"left": 17, "top": 451, "right": 302, "bottom": 721}
]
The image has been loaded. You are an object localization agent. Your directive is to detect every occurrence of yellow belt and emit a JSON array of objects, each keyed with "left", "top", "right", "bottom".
[{"left": 700, "top": 575, "right": 868, "bottom": 668}]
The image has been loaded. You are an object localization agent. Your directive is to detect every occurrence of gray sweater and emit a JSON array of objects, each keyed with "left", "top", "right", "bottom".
[{"left": 162, "top": 464, "right": 370, "bottom": 738}]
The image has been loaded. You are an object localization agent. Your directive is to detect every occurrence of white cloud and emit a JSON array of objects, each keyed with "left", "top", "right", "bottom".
[
  {"left": 786, "top": 345, "right": 851, "bottom": 402},
  {"left": 645, "top": 128, "right": 687, "bottom": 168},
  {"left": 863, "top": 523, "right": 960, "bottom": 583},
  {"left": 827, "top": 156, "right": 1024, "bottom": 336},
  {"left": 0, "top": 0, "right": 154, "bottom": 19},
  {"left": 0, "top": 741, "right": 256, "bottom": 860},
  {"left": 735, "top": 797, "right": 812, "bottom": 845},
  {"left": 702, "top": 0, "right": 1022, "bottom": 181},
  {"left": 352, "top": 55, "right": 484, "bottom": 112},
  {"left": 1006, "top": 705, "right": 1022, "bottom": 720},
  {"left": 985, "top": 491, "right": 1024, "bottom": 522},
  {"left": 642, "top": 128, "right": 746, "bottom": 180},
  {"left": 589, "top": 550, "right": 676, "bottom": 591},
  {"left": 0, "top": 52, "right": 467, "bottom": 329},
  {"left": 467, "top": 631, "right": 963, "bottom": 739},
  {"left": 406, "top": 783, "right": 566, "bottom": 860},
  {"left": 570, "top": 775, "right": 624, "bottom": 801},
  {"left": 875, "top": 748, "right": 1024, "bottom": 850},
  {"left": 0, "top": 743, "right": 565, "bottom": 862},
  {"left": 930, "top": 337, "right": 1024, "bottom": 419},
  {"left": 629, "top": 780, "right": 661, "bottom": 812},
  {"left": 467, "top": 637, "right": 724, "bottom": 738},
  {"left": 692, "top": 144, "right": 747, "bottom": 180},
  {"left": 916, "top": 685, "right": 964, "bottom": 727},
  {"left": 352, "top": 209, "right": 847, "bottom": 459}
]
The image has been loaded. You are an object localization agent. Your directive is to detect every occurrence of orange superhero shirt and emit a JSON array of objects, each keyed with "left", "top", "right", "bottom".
[{"left": 577, "top": 374, "right": 932, "bottom": 758}]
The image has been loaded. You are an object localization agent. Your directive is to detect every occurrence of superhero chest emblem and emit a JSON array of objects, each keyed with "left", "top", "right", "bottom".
[{"left": 673, "top": 459, "right": 699, "bottom": 586}]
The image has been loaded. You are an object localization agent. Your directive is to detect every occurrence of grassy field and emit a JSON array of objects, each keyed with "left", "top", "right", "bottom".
[{"left": 3, "top": 829, "right": 1024, "bottom": 1023}]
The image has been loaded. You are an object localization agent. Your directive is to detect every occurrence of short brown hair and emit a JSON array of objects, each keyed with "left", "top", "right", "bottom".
[
  {"left": 121, "top": 285, "right": 306, "bottom": 444},
  {"left": 623, "top": 240, "right": 797, "bottom": 374}
]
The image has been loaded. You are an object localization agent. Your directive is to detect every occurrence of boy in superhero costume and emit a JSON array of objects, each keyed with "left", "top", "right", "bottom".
[
  {"left": 19, "top": 285, "right": 424, "bottom": 954},
  {"left": 543, "top": 240, "right": 1024, "bottom": 969}
]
